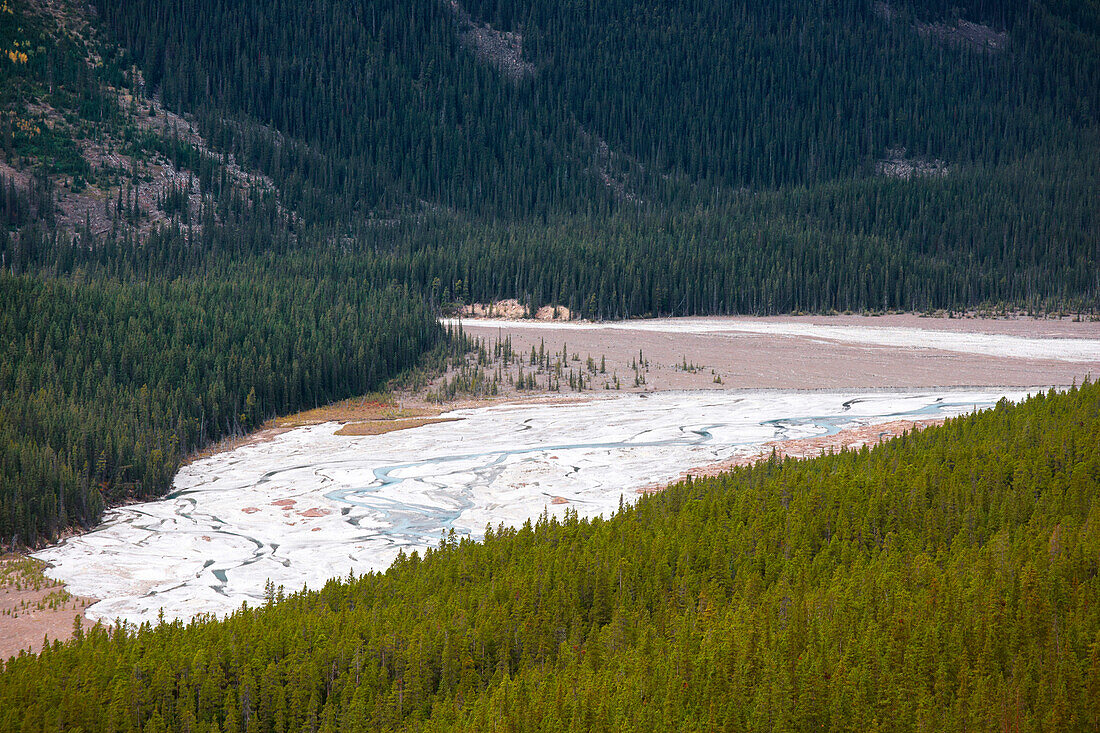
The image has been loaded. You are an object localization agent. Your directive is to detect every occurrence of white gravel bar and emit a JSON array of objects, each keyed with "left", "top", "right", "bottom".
[{"left": 36, "top": 388, "right": 1036, "bottom": 626}]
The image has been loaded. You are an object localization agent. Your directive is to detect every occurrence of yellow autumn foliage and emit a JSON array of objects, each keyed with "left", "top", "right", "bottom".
[{"left": 10, "top": 115, "right": 41, "bottom": 136}]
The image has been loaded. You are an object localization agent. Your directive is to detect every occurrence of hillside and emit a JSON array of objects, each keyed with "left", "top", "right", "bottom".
[
  {"left": 92, "top": 0, "right": 1099, "bottom": 211},
  {"left": 0, "top": 0, "right": 445, "bottom": 545},
  {"left": 81, "top": 0, "right": 1099, "bottom": 316},
  {"left": 1, "top": 382, "right": 1097, "bottom": 730},
  {"left": 3, "top": 0, "right": 1096, "bottom": 308}
]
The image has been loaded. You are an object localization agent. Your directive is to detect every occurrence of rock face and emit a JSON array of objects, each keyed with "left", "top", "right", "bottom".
[
  {"left": 875, "top": 3, "right": 1008, "bottom": 54},
  {"left": 916, "top": 19, "right": 1009, "bottom": 54},
  {"left": 445, "top": 0, "right": 535, "bottom": 83},
  {"left": 460, "top": 300, "right": 572, "bottom": 321},
  {"left": 876, "top": 147, "right": 948, "bottom": 180}
]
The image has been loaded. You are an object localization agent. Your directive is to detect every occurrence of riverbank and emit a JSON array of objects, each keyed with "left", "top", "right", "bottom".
[{"left": 0, "top": 555, "right": 97, "bottom": 659}]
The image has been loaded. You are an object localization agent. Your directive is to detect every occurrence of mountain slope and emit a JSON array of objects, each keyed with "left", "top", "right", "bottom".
[
  {"left": 4, "top": 0, "right": 1097, "bottom": 307},
  {"left": 85, "top": 0, "right": 1100, "bottom": 313},
  {"left": 96, "top": 0, "right": 1099, "bottom": 208},
  {"left": 0, "top": 0, "right": 444, "bottom": 545}
]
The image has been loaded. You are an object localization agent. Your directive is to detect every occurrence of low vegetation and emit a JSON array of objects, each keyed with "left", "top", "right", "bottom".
[
  {"left": 426, "top": 333, "right": 618, "bottom": 401},
  {"left": 0, "top": 556, "right": 78, "bottom": 617}
]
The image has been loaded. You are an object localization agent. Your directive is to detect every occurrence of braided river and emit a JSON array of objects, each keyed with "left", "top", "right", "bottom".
[{"left": 36, "top": 388, "right": 1036, "bottom": 625}]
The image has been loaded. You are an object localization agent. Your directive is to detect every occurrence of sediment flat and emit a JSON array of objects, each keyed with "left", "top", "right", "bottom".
[{"left": 450, "top": 314, "right": 1099, "bottom": 391}]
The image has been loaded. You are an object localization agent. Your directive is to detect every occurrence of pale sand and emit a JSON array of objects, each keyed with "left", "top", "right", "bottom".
[
  {"left": 0, "top": 556, "right": 97, "bottom": 661},
  {"left": 454, "top": 314, "right": 1098, "bottom": 391},
  {"left": 638, "top": 418, "right": 945, "bottom": 493}
]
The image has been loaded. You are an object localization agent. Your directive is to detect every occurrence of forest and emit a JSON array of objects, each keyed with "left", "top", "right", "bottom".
[
  {"left": 93, "top": 0, "right": 1099, "bottom": 216},
  {"left": 0, "top": 380, "right": 1097, "bottom": 730},
  {"left": 77, "top": 0, "right": 1098, "bottom": 316},
  {"left": 0, "top": 272, "right": 439, "bottom": 544},
  {"left": 0, "top": 0, "right": 1097, "bottom": 725},
  {"left": 0, "top": 0, "right": 1095, "bottom": 601}
]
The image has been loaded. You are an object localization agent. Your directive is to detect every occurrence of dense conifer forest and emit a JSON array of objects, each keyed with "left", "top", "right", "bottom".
[
  {"left": 1, "top": 382, "right": 1097, "bottom": 730},
  {"left": 94, "top": 0, "right": 1099, "bottom": 215},
  {"left": 0, "top": 272, "right": 438, "bottom": 544}
]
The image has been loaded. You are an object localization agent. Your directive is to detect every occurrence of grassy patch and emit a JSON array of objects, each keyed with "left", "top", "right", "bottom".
[{"left": 333, "top": 416, "right": 461, "bottom": 436}]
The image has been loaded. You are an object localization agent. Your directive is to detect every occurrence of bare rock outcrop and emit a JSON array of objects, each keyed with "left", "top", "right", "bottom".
[{"left": 445, "top": 0, "right": 535, "bottom": 83}]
